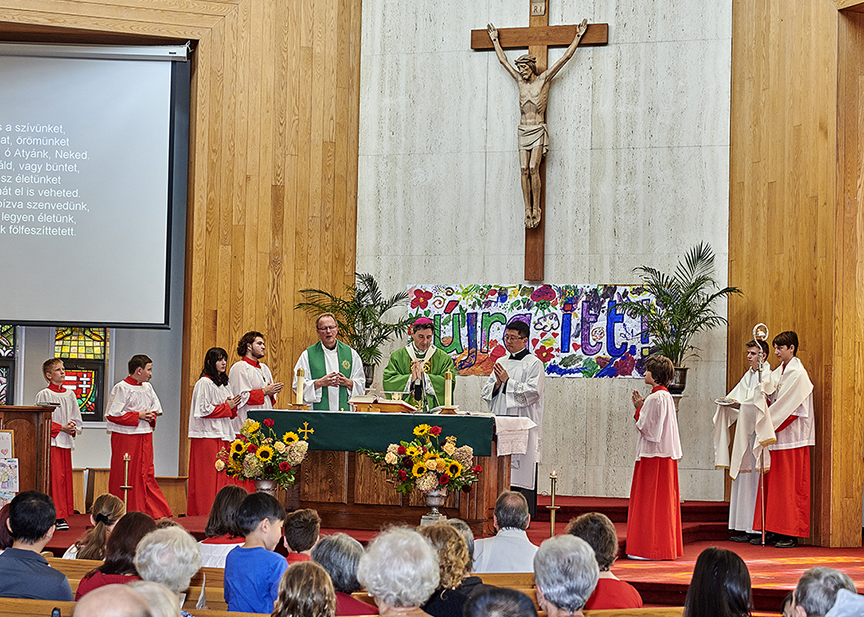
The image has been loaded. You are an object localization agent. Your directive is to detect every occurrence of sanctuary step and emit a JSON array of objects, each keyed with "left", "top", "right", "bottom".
[{"left": 534, "top": 495, "right": 729, "bottom": 524}]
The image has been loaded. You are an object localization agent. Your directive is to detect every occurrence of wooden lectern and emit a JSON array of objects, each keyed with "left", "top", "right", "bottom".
[{"left": 0, "top": 406, "right": 54, "bottom": 493}]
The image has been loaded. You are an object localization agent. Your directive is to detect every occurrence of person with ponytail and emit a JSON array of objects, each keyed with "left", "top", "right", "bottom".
[{"left": 63, "top": 493, "right": 126, "bottom": 560}]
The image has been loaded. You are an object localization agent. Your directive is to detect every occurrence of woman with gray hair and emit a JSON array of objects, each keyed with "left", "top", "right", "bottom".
[
  {"left": 533, "top": 535, "right": 599, "bottom": 617},
  {"left": 312, "top": 532, "right": 378, "bottom": 615},
  {"left": 356, "top": 527, "right": 439, "bottom": 617},
  {"left": 134, "top": 526, "right": 202, "bottom": 615}
]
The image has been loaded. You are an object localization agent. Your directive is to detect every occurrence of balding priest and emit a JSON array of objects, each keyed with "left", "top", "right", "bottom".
[
  {"left": 481, "top": 319, "right": 545, "bottom": 516},
  {"left": 292, "top": 313, "right": 366, "bottom": 411},
  {"left": 383, "top": 317, "right": 455, "bottom": 411}
]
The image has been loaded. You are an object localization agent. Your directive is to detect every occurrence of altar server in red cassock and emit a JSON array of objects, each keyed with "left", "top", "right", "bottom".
[
  {"left": 752, "top": 331, "right": 814, "bottom": 548},
  {"left": 35, "top": 358, "right": 83, "bottom": 528},
  {"left": 187, "top": 347, "right": 247, "bottom": 517},
  {"left": 626, "top": 355, "right": 683, "bottom": 560},
  {"left": 106, "top": 354, "right": 172, "bottom": 518},
  {"left": 228, "top": 331, "right": 283, "bottom": 434}
]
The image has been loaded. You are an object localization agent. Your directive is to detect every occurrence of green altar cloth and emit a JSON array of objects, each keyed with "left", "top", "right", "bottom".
[{"left": 248, "top": 410, "right": 495, "bottom": 456}]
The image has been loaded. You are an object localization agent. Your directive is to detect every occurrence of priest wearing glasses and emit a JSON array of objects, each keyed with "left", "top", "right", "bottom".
[
  {"left": 292, "top": 313, "right": 366, "bottom": 411},
  {"left": 383, "top": 317, "right": 455, "bottom": 411},
  {"left": 482, "top": 319, "right": 545, "bottom": 515}
]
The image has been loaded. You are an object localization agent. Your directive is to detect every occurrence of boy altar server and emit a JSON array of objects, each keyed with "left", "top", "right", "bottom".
[
  {"left": 713, "top": 339, "right": 775, "bottom": 542},
  {"left": 481, "top": 319, "right": 544, "bottom": 511},
  {"left": 752, "top": 331, "right": 814, "bottom": 548},
  {"left": 106, "top": 354, "right": 172, "bottom": 518},
  {"left": 35, "top": 358, "right": 83, "bottom": 530},
  {"left": 383, "top": 317, "right": 455, "bottom": 410},
  {"left": 229, "top": 331, "right": 283, "bottom": 432}
]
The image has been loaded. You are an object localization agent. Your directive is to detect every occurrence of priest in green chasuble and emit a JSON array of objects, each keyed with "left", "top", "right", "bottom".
[
  {"left": 383, "top": 317, "right": 456, "bottom": 410},
  {"left": 292, "top": 313, "right": 366, "bottom": 411}
]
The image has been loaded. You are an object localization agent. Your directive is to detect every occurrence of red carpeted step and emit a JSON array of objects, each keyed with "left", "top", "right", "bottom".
[{"left": 534, "top": 495, "right": 729, "bottom": 524}]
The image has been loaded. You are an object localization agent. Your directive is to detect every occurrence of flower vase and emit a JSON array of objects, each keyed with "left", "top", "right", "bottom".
[
  {"left": 254, "top": 478, "right": 278, "bottom": 496},
  {"left": 420, "top": 488, "right": 448, "bottom": 526}
]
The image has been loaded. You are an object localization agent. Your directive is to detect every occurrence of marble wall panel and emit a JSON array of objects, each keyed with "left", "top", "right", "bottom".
[{"left": 358, "top": 0, "right": 733, "bottom": 501}]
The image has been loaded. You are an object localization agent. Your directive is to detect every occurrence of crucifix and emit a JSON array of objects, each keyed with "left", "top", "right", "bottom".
[{"left": 471, "top": 3, "right": 608, "bottom": 281}]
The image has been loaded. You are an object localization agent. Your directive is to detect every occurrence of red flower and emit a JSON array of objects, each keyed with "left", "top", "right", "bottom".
[
  {"left": 439, "top": 474, "right": 450, "bottom": 485},
  {"left": 279, "top": 461, "right": 291, "bottom": 471},
  {"left": 613, "top": 354, "right": 636, "bottom": 376},
  {"left": 462, "top": 484, "right": 472, "bottom": 493},
  {"left": 398, "top": 470, "right": 408, "bottom": 481},
  {"left": 472, "top": 465, "right": 483, "bottom": 473},
  {"left": 530, "top": 285, "right": 556, "bottom": 302},
  {"left": 247, "top": 444, "right": 258, "bottom": 453},
  {"left": 263, "top": 418, "right": 274, "bottom": 428},
  {"left": 535, "top": 345, "right": 555, "bottom": 364},
  {"left": 397, "top": 445, "right": 407, "bottom": 455},
  {"left": 402, "top": 457, "right": 413, "bottom": 468},
  {"left": 411, "top": 289, "right": 434, "bottom": 309},
  {"left": 429, "top": 426, "right": 442, "bottom": 437}
]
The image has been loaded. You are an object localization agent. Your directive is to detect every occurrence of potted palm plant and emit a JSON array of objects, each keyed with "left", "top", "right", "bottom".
[
  {"left": 618, "top": 243, "right": 742, "bottom": 394},
  {"left": 295, "top": 273, "right": 412, "bottom": 387}
]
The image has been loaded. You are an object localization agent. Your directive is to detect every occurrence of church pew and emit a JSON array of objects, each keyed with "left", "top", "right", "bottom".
[
  {"left": 477, "top": 571, "right": 535, "bottom": 587},
  {"left": 0, "top": 597, "right": 267, "bottom": 617}
]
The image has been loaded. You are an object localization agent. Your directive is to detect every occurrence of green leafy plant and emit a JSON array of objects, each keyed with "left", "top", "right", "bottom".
[
  {"left": 618, "top": 243, "right": 742, "bottom": 367},
  {"left": 295, "top": 272, "right": 411, "bottom": 365}
]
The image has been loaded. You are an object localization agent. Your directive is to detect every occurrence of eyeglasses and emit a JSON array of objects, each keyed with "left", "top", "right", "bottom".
[
  {"left": 504, "top": 336, "right": 526, "bottom": 342},
  {"left": 317, "top": 326, "right": 337, "bottom": 331}
]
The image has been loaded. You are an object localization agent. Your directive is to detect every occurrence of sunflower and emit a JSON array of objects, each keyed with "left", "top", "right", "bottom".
[
  {"left": 242, "top": 419, "right": 261, "bottom": 435},
  {"left": 412, "top": 462, "right": 428, "bottom": 477},
  {"left": 423, "top": 451, "right": 436, "bottom": 461},
  {"left": 230, "top": 440, "right": 246, "bottom": 455},
  {"left": 413, "top": 424, "right": 430, "bottom": 437},
  {"left": 447, "top": 460, "right": 462, "bottom": 478},
  {"left": 256, "top": 445, "right": 275, "bottom": 462},
  {"left": 406, "top": 446, "right": 419, "bottom": 457},
  {"left": 283, "top": 431, "right": 299, "bottom": 443}
]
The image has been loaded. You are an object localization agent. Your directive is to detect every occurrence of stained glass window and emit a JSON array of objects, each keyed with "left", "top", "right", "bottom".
[
  {"left": 0, "top": 325, "right": 14, "bottom": 405},
  {"left": 55, "top": 328, "right": 108, "bottom": 421}
]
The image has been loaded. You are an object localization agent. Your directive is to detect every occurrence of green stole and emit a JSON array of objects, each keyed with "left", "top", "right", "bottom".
[{"left": 307, "top": 341, "right": 353, "bottom": 411}]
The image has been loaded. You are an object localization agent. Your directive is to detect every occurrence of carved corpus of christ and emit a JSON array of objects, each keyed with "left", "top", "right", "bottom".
[{"left": 487, "top": 19, "right": 588, "bottom": 229}]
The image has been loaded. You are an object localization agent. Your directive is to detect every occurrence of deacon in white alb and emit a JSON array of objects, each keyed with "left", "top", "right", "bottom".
[
  {"left": 292, "top": 313, "right": 365, "bottom": 411},
  {"left": 481, "top": 320, "right": 544, "bottom": 512},
  {"left": 228, "top": 331, "right": 284, "bottom": 434},
  {"left": 713, "top": 339, "right": 775, "bottom": 542}
]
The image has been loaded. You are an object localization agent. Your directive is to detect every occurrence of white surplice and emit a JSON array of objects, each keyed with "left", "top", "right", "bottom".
[
  {"left": 228, "top": 359, "right": 276, "bottom": 434},
  {"left": 481, "top": 350, "right": 544, "bottom": 490}
]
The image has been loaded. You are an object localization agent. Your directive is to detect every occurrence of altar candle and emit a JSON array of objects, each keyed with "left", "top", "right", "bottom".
[
  {"left": 550, "top": 470, "right": 557, "bottom": 508},
  {"left": 444, "top": 370, "right": 453, "bottom": 407},
  {"left": 296, "top": 368, "right": 304, "bottom": 405}
]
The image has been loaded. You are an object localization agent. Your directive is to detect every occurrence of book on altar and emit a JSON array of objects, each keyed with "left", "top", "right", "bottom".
[{"left": 349, "top": 395, "right": 418, "bottom": 413}]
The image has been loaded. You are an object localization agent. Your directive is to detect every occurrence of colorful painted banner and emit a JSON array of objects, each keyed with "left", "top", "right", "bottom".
[{"left": 408, "top": 284, "right": 654, "bottom": 378}]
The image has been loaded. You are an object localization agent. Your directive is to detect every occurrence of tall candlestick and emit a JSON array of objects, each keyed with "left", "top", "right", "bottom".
[
  {"left": 444, "top": 370, "right": 453, "bottom": 408},
  {"left": 121, "top": 453, "right": 132, "bottom": 509},
  {"left": 549, "top": 470, "right": 559, "bottom": 538},
  {"left": 296, "top": 368, "right": 304, "bottom": 405}
]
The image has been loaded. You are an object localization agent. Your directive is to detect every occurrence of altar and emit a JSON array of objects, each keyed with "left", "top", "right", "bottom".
[{"left": 247, "top": 410, "right": 510, "bottom": 535}]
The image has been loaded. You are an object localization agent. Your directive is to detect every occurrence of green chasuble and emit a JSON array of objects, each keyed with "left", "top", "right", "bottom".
[
  {"left": 307, "top": 341, "right": 354, "bottom": 411},
  {"left": 382, "top": 346, "right": 456, "bottom": 409}
]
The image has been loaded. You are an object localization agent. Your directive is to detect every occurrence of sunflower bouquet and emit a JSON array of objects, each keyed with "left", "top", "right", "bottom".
[
  {"left": 358, "top": 424, "right": 483, "bottom": 496},
  {"left": 216, "top": 418, "right": 309, "bottom": 489}
]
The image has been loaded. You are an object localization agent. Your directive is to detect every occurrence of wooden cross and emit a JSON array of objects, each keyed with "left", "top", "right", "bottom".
[{"left": 471, "top": 3, "right": 607, "bottom": 281}]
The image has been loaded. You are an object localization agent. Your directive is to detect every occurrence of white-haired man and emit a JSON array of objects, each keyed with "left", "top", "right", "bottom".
[{"left": 534, "top": 535, "right": 599, "bottom": 617}]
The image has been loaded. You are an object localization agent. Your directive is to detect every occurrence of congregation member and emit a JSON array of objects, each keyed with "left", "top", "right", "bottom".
[
  {"left": 73, "top": 584, "right": 152, "bottom": 617},
  {"left": 626, "top": 354, "right": 683, "bottom": 560},
  {"left": 284, "top": 508, "right": 321, "bottom": 563},
  {"left": 135, "top": 526, "right": 202, "bottom": 614},
  {"left": 419, "top": 523, "right": 473, "bottom": 617},
  {"left": 0, "top": 491, "right": 73, "bottom": 601},
  {"left": 224, "top": 492, "right": 288, "bottom": 613},
  {"left": 106, "top": 354, "right": 172, "bottom": 518},
  {"left": 533, "top": 535, "right": 599, "bottom": 617},
  {"left": 753, "top": 331, "right": 814, "bottom": 548},
  {"left": 826, "top": 589, "right": 864, "bottom": 617},
  {"left": 75, "top": 511, "right": 157, "bottom": 599},
  {"left": 312, "top": 533, "right": 378, "bottom": 615},
  {"left": 293, "top": 313, "right": 365, "bottom": 411},
  {"left": 383, "top": 317, "right": 455, "bottom": 411},
  {"left": 790, "top": 567, "right": 856, "bottom": 617},
  {"left": 229, "top": 331, "right": 284, "bottom": 432},
  {"left": 128, "top": 581, "right": 182, "bottom": 617},
  {"left": 187, "top": 346, "right": 245, "bottom": 516},
  {"left": 465, "top": 588, "right": 538, "bottom": 617},
  {"left": 0, "top": 504, "right": 11, "bottom": 555},
  {"left": 713, "top": 340, "right": 774, "bottom": 543},
  {"left": 35, "top": 357, "right": 83, "bottom": 530},
  {"left": 565, "top": 512, "right": 642, "bottom": 609},
  {"left": 682, "top": 548, "right": 752, "bottom": 617},
  {"left": 357, "top": 527, "right": 440, "bottom": 617},
  {"left": 199, "top": 485, "right": 247, "bottom": 568},
  {"left": 272, "top": 561, "right": 337, "bottom": 617},
  {"left": 63, "top": 493, "right": 126, "bottom": 560},
  {"left": 473, "top": 491, "right": 538, "bottom": 573},
  {"left": 481, "top": 319, "right": 544, "bottom": 515},
  {"left": 445, "top": 518, "right": 495, "bottom": 598}
]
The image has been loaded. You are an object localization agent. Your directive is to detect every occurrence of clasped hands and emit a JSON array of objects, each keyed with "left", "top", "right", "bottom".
[
  {"left": 314, "top": 372, "right": 351, "bottom": 389},
  {"left": 631, "top": 390, "right": 644, "bottom": 410},
  {"left": 493, "top": 363, "right": 509, "bottom": 387}
]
